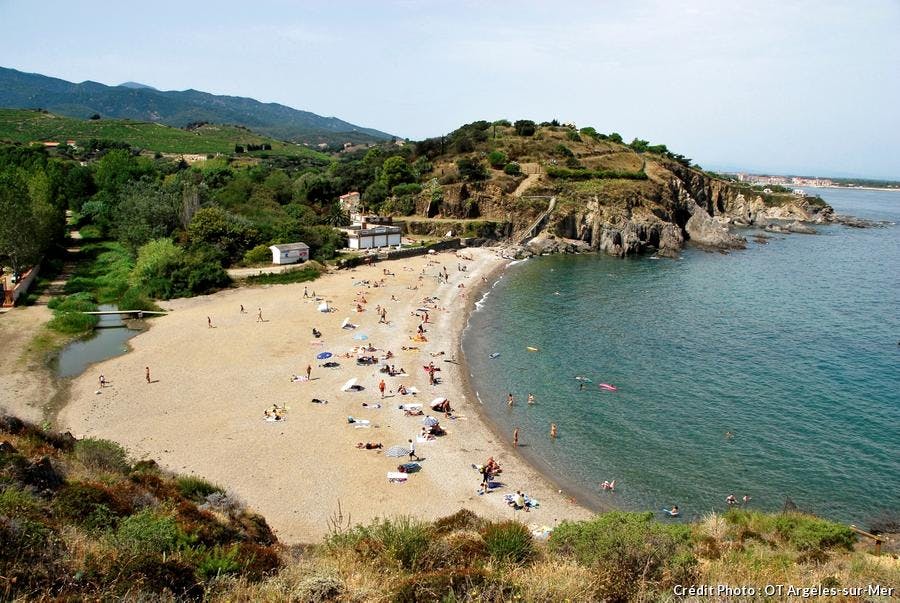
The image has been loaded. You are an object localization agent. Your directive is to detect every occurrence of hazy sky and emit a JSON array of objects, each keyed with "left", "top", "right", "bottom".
[{"left": 2, "top": 0, "right": 898, "bottom": 178}]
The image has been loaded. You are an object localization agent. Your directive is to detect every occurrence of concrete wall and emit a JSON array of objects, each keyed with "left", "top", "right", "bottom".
[{"left": 1, "top": 264, "right": 40, "bottom": 307}]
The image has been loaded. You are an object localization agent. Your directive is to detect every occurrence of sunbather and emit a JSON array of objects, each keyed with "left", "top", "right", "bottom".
[{"left": 355, "top": 442, "right": 383, "bottom": 449}]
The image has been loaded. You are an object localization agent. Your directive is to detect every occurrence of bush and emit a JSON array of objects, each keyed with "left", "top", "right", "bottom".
[
  {"left": 774, "top": 513, "right": 855, "bottom": 552},
  {"left": 391, "top": 182, "right": 422, "bottom": 196},
  {"left": 74, "top": 438, "right": 129, "bottom": 474},
  {"left": 327, "top": 516, "right": 430, "bottom": 570},
  {"left": 481, "top": 520, "right": 534, "bottom": 565},
  {"left": 243, "top": 244, "right": 272, "bottom": 265},
  {"left": 549, "top": 511, "right": 695, "bottom": 600},
  {"left": 115, "top": 509, "right": 183, "bottom": 553},
  {"left": 456, "top": 158, "right": 489, "bottom": 182},
  {"left": 176, "top": 476, "right": 224, "bottom": 501},
  {"left": 514, "top": 119, "right": 536, "bottom": 136},
  {"left": 52, "top": 482, "right": 130, "bottom": 530},
  {"left": 196, "top": 544, "right": 242, "bottom": 580},
  {"left": 0, "top": 486, "right": 43, "bottom": 519},
  {"left": 487, "top": 150, "right": 508, "bottom": 169},
  {"left": 503, "top": 162, "right": 522, "bottom": 176},
  {"left": 567, "top": 130, "right": 582, "bottom": 142},
  {"left": 245, "top": 265, "right": 321, "bottom": 286}
]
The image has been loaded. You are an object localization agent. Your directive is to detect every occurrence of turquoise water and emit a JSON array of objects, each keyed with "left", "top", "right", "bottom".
[{"left": 463, "top": 188, "right": 899, "bottom": 525}]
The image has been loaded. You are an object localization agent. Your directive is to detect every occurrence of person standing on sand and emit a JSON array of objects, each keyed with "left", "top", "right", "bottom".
[
  {"left": 408, "top": 439, "right": 418, "bottom": 461},
  {"left": 240, "top": 304, "right": 246, "bottom": 314},
  {"left": 207, "top": 316, "right": 213, "bottom": 328},
  {"left": 306, "top": 364, "right": 312, "bottom": 380},
  {"left": 550, "top": 423, "right": 558, "bottom": 438},
  {"left": 145, "top": 367, "right": 151, "bottom": 384},
  {"left": 513, "top": 427, "right": 519, "bottom": 447},
  {"left": 303, "top": 287, "right": 309, "bottom": 298},
  {"left": 99, "top": 374, "right": 106, "bottom": 388},
  {"left": 257, "top": 308, "right": 263, "bottom": 322},
  {"left": 379, "top": 379, "right": 386, "bottom": 398}
]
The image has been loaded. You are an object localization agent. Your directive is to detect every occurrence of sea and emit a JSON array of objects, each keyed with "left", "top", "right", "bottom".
[{"left": 462, "top": 187, "right": 899, "bottom": 525}]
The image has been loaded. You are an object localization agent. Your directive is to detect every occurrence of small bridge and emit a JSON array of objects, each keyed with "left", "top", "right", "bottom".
[{"left": 82, "top": 310, "right": 167, "bottom": 317}]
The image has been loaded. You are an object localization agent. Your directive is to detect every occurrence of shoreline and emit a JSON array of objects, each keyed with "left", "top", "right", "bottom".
[{"left": 57, "top": 248, "right": 594, "bottom": 543}]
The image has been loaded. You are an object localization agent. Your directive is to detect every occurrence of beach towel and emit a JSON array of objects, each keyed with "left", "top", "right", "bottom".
[
  {"left": 264, "top": 417, "right": 286, "bottom": 423},
  {"left": 387, "top": 471, "right": 408, "bottom": 483},
  {"left": 347, "top": 416, "right": 370, "bottom": 425},
  {"left": 504, "top": 493, "right": 539, "bottom": 508},
  {"left": 416, "top": 435, "right": 435, "bottom": 443},
  {"left": 398, "top": 403, "right": 422, "bottom": 410},
  {"left": 399, "top": 387, "right": 418, "bottom": 396}
]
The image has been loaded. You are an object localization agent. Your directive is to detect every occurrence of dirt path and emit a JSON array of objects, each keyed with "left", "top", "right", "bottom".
[
  {"left": 0, "top": 304, "right": 58, "bottom": 423},
  {"left": 512, "top": 163, "right": 542, "bottom": 197}
]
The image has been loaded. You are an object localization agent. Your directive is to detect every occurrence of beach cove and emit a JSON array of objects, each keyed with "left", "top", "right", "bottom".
[{"left": 57, "top": 248, "right": 594, "bottom": 543}]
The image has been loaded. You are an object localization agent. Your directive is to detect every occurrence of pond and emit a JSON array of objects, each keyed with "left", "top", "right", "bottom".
[{"left": 55, "top": 305, "right": 143, "bottom": 378}]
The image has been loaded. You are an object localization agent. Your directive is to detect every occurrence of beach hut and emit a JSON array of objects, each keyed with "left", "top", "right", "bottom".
[{"left": 269, "top": 242, "right": 309, "bottom": 265}]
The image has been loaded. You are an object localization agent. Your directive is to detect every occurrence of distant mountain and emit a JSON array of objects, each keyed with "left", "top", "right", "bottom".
[
  {"left": 118, "top": 81, "right": 157, "bottom": 91},
  {"left": 0, "top": 66, "right": 394, "bottom": 145}
]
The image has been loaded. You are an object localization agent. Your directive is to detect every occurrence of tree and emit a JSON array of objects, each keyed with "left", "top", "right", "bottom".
[
  {"left": 187, "top": 206, "right": 258, "bottom": 264},
  {"left": 608, "top": 132, "right": 623, "bottom": 144},
  {"left": 0, "top": 171, "right": 41, "bottom": 276},
  {"left": 514, "top": 120, "right": 536, "bottom": 136},
  {"left": 456, "top": 158, "right": 489, "bottom": 181},
  {"left": 488, "top": 150, "right": 508, "bottom": 169},
  {"left": 630, "top": 138, "right": 650, "bottom": 153},
  {"left": 113, "top": 181, "right": 181, "bottom": 254},
  {"left": 378, "top": 156, "right": 416, "bottom": 190}
]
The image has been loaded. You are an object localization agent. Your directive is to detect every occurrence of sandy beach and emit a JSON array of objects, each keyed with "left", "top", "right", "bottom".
[{"left": 58, "top": 248, "right": 593, "bottom": 543}]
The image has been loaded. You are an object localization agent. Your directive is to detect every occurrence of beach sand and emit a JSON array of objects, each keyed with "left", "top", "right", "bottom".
[{"left": 59, "top": 248, "right": 593, "bottom": 543}]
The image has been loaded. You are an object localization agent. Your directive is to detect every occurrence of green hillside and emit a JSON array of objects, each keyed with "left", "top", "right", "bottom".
[
  {"left": 0, "top": 108, "right": 330, "bottom": 159},
  {"left": 0, "top": 66, "right": 394, "bottom": 145}
]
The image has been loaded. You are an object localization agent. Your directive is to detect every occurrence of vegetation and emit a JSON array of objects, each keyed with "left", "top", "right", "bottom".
[
  {"left": 2, "top": 418, "right": 894, "bottom": 601},
  {"left": 0, "top": 109, "right": 330, "bottom": 158}
]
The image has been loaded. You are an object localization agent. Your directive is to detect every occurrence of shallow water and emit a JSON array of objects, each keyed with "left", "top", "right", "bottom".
[
  {"left": 463, "top": 187, "right": 900, "bottom": 524},
  {"left": 56, "top": 305, "right": 141, "bottom": 378}
]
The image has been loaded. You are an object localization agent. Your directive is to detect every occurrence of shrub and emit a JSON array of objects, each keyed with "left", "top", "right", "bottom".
[
  {"left": 567, "top": 130, "right": 582, "bottom": 142},
  {"left": 176, "top": 476, "right": 224, "bottom": 501},
  {"left": 327, "top": 516, "right": 429, "bottom": 570},
  {"left": 115, "top": 509, "right": 183, "bottom": 553},
  {"left": 243, "top": 244, "right": 272, "bottom": 265},
  {"left": 74, "top": 438, "right": 129, "bottom": 474},
  {"left": 196, "top": 544, "right": 242, "bottom": 580},
  {"left": 487, "top": 150, "right": 508, "bottom": 169},
  {"left": 773, "top": 513, "right": 855, "bottom": 552},
  {"left": 503, "top": 162, "right": 522, "bottom": 176},
  {"left": 245, "top": 265, "right": 321, "bottom": 286},
  {"left": 456, "top": 158, "right": 489, "bottom": 182},
  {"left": 433, "top": 509, "right": 487, "bottom": 534},
  {"left": 52, "top": 482, "right": 129, "bottom": 530},
  {"left": 481, "top": 520, "right": 534, "bottom": 565},
  {"left": 0, "top": 486, "right": 43, "bottom": 519},
  {"left": 548, "top": 511, "right": 695, "bottom": 600},
  {"left": 514, "top": 119, "right": 536, "bottom": 136},
  {"left": 47, "top": 292, "right": 100, "bottom": 334},
  {"left": 391, "top": 182, "right": 422, "bottom": 196}
]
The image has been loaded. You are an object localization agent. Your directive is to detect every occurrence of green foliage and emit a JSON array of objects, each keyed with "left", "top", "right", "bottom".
[
  {"left": 391, "top": 182, "right": 422, "bottom": 196},
  {"left": 487, "top": 150, "right": 508, "bottom": 169},
  {"left": 378, "top": 156, "right": 416, "bottom": 190},
  {"left": 456, "top": 158, "right": 489, "bottom": 182},
  {"left": 553, "top": 143, "right": 574, "bottom": 157},
  {"left": 74, "top": 438, "right": 130, "bottom": 474},
  {"left": 773, "top": 513, "right": 856, "bottom": 552},
  {"left": 608, "top": 132, "right": 624, "bottom": 143},
  {"left": 130, "top": 238, "right": 185, "bottom": 293},
  {"left": 115, "top": 510, "right": 183, "bottom": 553},
  {"left": 513, "top": 120, "right": 536, "bottom": 136},
  {"left": 0, "top": 486, "right": 43, "bottom": 519},
  {"left": 566, "top": 130, "right": 582, "bottom": 142},
  {"left": 546, "top": 165, "right": 648, "bottom": 180},
  {"left": 187, "top": 206, "right": 259, "bottom": 264},
  {"left": 52, "top": 482, "right": 127, "bottom": 530},
  {"left": 242, "top": 244, "right": 272, "bottom": 265},
  {"left": 176, "top": 476, "right": 224, "bottom": 501},
  {"left": 0, "top": 170, "right": 47, "bottom": 275},
  {"left": 481, "top": 521, "right": 534, "bottom": 565},
  {"left": 245, "top": 264, "right": 321, "bottom": 285},
  {"left": 503, "top": 162, "right": 522, "bottom": 176},
  {"left": 47, "top": 291, "right": 100, "bottom": 334},
  {"left": 328, "top": 516, "right": 430, "bottom": 570},
  {"left": 94, "top": 149, "right": 155, "bottom": 194},
  {"left": 112, "top": 179, "right": 181, "bottom": 254},
  {"left": 382, "top": 195, "right": 417, "bottom": 216},
  {"left": 196, "top": 545, "right": 242, "bottom": 580},
  {"left": 549, "top": 511, "right": 696, "bottom": 600}
]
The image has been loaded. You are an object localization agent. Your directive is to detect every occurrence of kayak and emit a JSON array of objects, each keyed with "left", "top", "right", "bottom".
[
  {"left": 489, "top": 352, "right": 500, "bottom": 359},
  {"left": 526, "top": 346, "right": 539, "bottom": 352},
  {"left": 599, "top": 383, "right": 618, "bottom": 391}
]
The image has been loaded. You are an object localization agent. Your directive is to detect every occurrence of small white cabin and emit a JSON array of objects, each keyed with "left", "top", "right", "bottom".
[{"left": 269, "top": 242, "right": 310, "bottom": 265}]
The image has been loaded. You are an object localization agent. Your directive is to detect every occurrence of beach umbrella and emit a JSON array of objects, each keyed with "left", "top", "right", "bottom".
[
  {"left": 317, "top": 302, "right": 329, "bottom": 312},
  {"left": 316, "top": 351, "right": 333, "bottom": 360},
  {"left": 353, "top": 333, "right": 368, "bottom": 340},
  {"left": 422, "top": 416, "right": 439, "bottom": 427},
  {"left": 385, "top": 445, "right": 409, "bottom": 458},
  {"left": 430, "top": 397, "right": 447, "bottom": 406},
  {"left": 341, "top": 378, "right": 358, "bottom": 392}
]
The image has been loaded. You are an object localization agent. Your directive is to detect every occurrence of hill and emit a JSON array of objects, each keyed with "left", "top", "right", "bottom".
[
  {"left": 0, "top": 108, "right": 331, "bottom": 159},
  {"left": 394, "top": 120, "right": 833, "bottom": 256},
  {"left": 0, "top": 66, "right": 393, "bottom": 145}
]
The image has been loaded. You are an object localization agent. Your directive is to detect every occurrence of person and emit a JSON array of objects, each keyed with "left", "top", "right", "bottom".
[
  {"left": 742, "top": 494, "right": 752, "bottom": 505},
  {"left": 306, "top": 364, "right": 312, "bottom": 380},
  {"left": 668, "top": 505, "right": 680, "bottom": 517},
  {"left": 312, "top": 328, "right": 321, "bottom": 338},
  {"left": 513, "top": 427, "right": 519, "bottom": 447},
  {"left": 207, "top": 316, "right": 213, "bottom": 328},
  {"left": 99, "top": 374, "right": 107, "bottom": 388},
  {"left": 145, "top": 366, "right": 151, "bottom": 384},
  {"left": 408, "top": 439, "right": 418, "bottom": 461},
  {"left": 379, "top": 379, "right": 386, "bottom": 399},
  {"left": 726, "top": 494, "right": 737, "bottom": 505},
  {"left": 507, "top": 393, "right": 514, "bottom": 407},
  {"left": 240, "top": 304, "right": 246, "bottom": 313},
  {"left": 355, "top": 442, "right": 382, "bottom": 449},
  {"left": 485, "top": 457, "right": 502, "bottom": 475},
  {"left": 550, "top": 423, "right": 558, "bottom": 438},
  {"left": 527, "top": 393, "right": 535, "bottom": 404},
  {"left": 303, "top": 286, "right": 309, "bottom": 298},
  {"left": 514, "top": 490, "right": 528, "bottom": 511},
  {"left": 600, "top": 480, "right": 616, "bottom": 491},
  {"left": 480, "top": 464, "right": 491, "bottom": 492},
  {"left": 257, "top": 308, "right": 263, "bottom": 322}
]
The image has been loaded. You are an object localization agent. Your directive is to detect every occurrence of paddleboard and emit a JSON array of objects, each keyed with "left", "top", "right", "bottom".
[
  {"left": 575, "top": 376, "right": 592, "bottom": 383},
  {"left": 489, "top": 352, "right": 500, "bottom": 359},
  {"left": 526, "top": 346, "right": 539, "bottom": 352},
  {"left": 599, "top": 383, "right": 618, "bottom": 391}
]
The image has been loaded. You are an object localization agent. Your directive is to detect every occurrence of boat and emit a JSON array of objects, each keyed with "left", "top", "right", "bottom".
[{"left": 599, "top": 383, "right": 617, "bottom": 391}]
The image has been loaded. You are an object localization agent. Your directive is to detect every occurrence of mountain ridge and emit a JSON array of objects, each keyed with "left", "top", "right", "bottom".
[{"left": 0, "top": 66, "right": 393, "bottom": 145}]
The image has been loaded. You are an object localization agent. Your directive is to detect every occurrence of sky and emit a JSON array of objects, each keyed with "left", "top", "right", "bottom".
[{"left": 1, "top": 0, "right": 898, "bottom": 179}]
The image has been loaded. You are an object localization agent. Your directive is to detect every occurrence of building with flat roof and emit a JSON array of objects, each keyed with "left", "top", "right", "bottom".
[{"left": 269, "top": 242, "right": 309, "bottom": 264}]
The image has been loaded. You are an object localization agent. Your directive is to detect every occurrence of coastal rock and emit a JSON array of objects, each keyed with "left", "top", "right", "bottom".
[
  {"left": 833, "top": 214, "right": 886, "bottom": 228},
  {"left": 0, "top": 440, "right": 17, "bottom": 453},
  {"left": 787, "top": 221, "right": 817, "bottom": 234},
  {"left": 684, "top": 202, "right": 746, "bottom": 249},
  {"left": 23, "top": 455, "right": 65, "bottom": 492}
]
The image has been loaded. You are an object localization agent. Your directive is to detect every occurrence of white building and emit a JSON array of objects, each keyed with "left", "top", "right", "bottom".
[
  {"left": 343, "top": 224, "right": 402, "bottom": 250},
  {"left": 269, "top": 242, "right": 310, "bottom": 265}
]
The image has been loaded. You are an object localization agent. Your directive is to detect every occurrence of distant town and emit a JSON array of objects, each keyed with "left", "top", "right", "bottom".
[{"left": 727, "top": 172, "right": 900, "bottom": 191}]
